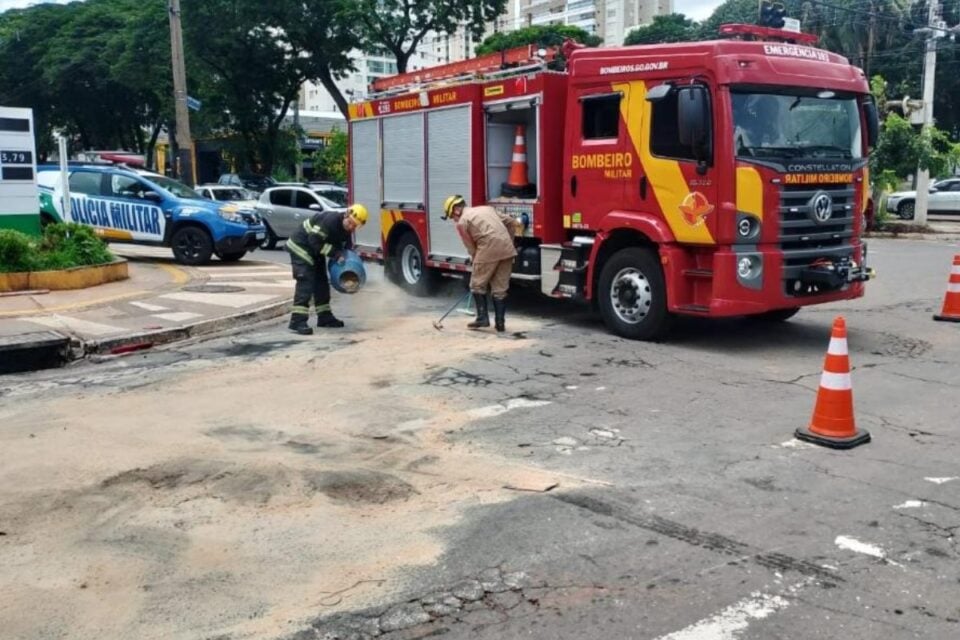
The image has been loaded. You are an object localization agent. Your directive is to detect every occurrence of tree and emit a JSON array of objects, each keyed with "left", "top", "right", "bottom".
[
  {"left": 314, "top": 128, "right": 348, "bottom": 184},
  {"left": 346, "top": 0, "right": 509, "bottom": 73},
  {"left": 183, "top": 0, "right": 357, "bottom": 171},
  {"left": 475, "top": 25, "right": 602, "bottom": 56},
  {"left": 624, "top": 14, "right": 700, "bottom": 45}
]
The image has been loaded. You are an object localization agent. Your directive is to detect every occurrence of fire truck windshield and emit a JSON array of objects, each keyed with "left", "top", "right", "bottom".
[{"left": 731, "top": 90, "right": 863, "bottom": 161}]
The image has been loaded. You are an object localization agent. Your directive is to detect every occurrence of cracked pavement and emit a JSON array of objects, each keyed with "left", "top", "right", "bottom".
[{"left": 1, "top": 238, "right": 959, "bottom": 640}]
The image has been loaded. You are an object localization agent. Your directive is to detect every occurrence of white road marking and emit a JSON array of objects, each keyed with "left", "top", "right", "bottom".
[
  {"left": 160, "top": 292, "right": 276, "bottom": 308},
  {"left": 129, "top": 301, "right": 168, "bottom": 312},
  {"left": 206, "top": 270, "right": 289, "bottom": 279},
  {"left": 653, "top": 591, "right": 793, "bottom": 640},
  {"left": 209, "top": 281, "right": 293, "bottom": 288},
  {"left": 835, "top": 536, "right": 886, "bottom": 559},
  {"left": 466, "top": 398, "right": 551, "bottom": 419},
  {"left": 924, "top": 477, "right": 958, "bottom": 484},
  {"left": 153, "top": 312, "right": 204, "bottom": 323},
  {"left": 775, "top": 439, "right": 816, "bottom": 449},
  {"left": 893, "top": 500, "right": 926, "bottom": 509},
  {"left": 30, "top": 315, "right": 123, "bottom": 337}
]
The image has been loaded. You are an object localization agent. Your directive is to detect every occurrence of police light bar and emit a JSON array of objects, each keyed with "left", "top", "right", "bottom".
[{"left": 718, "top": 23, "right": 818, "bottom": 45}]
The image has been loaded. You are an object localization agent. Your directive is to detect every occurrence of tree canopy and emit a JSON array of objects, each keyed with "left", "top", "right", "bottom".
[
  {"left": 475, "top": 25, "right": 602, "bottom": 56},
  {"left": 624, "top": 14, "right": 700, "bottom": 46}
]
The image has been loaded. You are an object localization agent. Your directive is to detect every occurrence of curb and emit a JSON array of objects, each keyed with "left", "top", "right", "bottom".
[{"left": 82, "top": 298, "right": 293, "bottom": 356}]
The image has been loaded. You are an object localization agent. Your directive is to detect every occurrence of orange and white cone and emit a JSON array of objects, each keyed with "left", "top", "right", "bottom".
[
  {"left": 933, "top": 254, "right": 960, "bottom": 322},
  {"left": 500, "top": 125, "right": 536, "bottom": 198},
  {"left": 795, "top": 316, "right": 871, "bottom": 449}
]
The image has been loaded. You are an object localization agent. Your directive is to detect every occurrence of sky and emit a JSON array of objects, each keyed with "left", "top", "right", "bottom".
[{"left": 2, "top": 0, "right": 725, "bottom": 22}]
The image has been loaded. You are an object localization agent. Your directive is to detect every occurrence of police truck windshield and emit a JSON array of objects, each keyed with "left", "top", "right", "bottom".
[{"left": 731, "top": 90, "right": 863, "bottom": 160}]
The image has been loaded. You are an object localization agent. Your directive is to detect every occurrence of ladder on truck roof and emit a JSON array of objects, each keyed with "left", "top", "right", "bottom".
[{"left": 366, "top": 44, "right": 561, "bottom": 99}]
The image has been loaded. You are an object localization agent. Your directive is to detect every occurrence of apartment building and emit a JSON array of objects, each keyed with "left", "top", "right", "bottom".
[{"left": 499, "top": 0, "right": 674, "bottom": 45}]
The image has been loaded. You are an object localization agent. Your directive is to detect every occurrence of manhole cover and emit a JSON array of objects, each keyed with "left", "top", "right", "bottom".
[{"left": 183, "top": 285, "right": 246, "bottom": 293}]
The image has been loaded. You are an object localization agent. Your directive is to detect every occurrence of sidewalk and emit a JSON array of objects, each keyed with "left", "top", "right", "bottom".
[{"left": 1, "top": 246, "right": 293, "bottom": 372}]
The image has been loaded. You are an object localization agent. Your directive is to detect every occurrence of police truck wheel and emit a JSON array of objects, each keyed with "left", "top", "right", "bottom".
[
  {"left": 171, "top": 226, "right": 214, "bottom": 265},
  {"left": 259, "top": 223, "right": 278, "bottom": 250},
  {"left": 598, "top": 247, "right": 673, "bottom": 341},
  {"left": 217, "top": 251, "right": 247, "bottom": 262},
  {"left": 391, "top": 232, "right": 436, "bottom": 296},
  {"left": 897, "top": 201, "right": 915, "bottom": 220}
]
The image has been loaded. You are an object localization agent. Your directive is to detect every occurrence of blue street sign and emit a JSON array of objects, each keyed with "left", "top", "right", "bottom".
[{"left": 186, "top": 96, "right": 202, "bottom": 111}]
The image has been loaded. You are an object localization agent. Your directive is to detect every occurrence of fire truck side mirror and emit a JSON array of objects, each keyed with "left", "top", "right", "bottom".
[
  {"left": 677, "top": 86, "right": 711, "bottom": 155},
  {"left": 864, "top": 98, "right": 879, "bottom": 150}
]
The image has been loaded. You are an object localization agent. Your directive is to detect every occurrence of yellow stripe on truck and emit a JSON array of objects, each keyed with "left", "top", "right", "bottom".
[
  {"left": 736, "top": 167, "right": 763, "bottom": 220},
  {"left": 95, "top": 228, "right": 134, "bottom": 241},
  {"left": 614, "top": 81, "right": 715, "bottom": 245}
]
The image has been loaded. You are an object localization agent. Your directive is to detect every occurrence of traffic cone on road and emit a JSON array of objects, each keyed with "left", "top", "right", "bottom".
[
  {"left": 500, "top": 125, "right": 537, "bottom": 198},
  {"left": 795, "top": 316, "right": 871, "bottom": 449},
  {"left": 933, "top": 255, "right": 960, "bottom": 322}
]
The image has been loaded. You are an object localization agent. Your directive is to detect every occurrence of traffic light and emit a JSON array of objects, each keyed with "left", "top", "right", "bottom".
[{"left": 759, "top": 0, "right": 787, "bottom": 29}]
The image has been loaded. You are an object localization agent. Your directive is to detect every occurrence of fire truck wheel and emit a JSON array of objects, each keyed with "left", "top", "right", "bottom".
[
  {"left": 598, "top": 247, "right": 672, "bottom": 341},
  {"left": 391, "top": 232, "right": 436, "bottom": 296}
]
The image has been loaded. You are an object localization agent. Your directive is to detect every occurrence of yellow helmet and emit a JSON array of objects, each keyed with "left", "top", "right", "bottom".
[
  {"left": 347, "top": 203, "right": 368, "bottom": 226},
  {"left": 443, "top": 195, "right": 466, "bottom": 220}
]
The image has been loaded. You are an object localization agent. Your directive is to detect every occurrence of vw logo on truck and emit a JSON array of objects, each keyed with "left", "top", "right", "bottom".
[{"left": 810, "top": 192, "right": 833, "bottom": 223}]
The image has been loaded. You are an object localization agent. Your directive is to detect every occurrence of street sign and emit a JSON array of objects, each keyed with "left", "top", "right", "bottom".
[
  {"left": 186, "top": 96, "right": 202, "bottom": 111},
  {"left": 782, "top": 17, "right": 801, "bottom": 32}
]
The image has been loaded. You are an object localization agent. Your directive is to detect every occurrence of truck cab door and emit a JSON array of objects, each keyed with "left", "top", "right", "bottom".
[
  {"left": 623, "top": 80, "right": 718, "bottom": 245},
  {"left": 563, "top": 87, "right": 632, "bottom": 231}
]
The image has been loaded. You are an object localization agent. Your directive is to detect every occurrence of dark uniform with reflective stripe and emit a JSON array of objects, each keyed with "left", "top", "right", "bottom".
[{"left": 286, "top": 211, "right": 353, "bottom": 329}]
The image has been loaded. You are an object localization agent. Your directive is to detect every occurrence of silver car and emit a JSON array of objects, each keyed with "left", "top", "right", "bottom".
[
  {"left": 886, "top": 178, "right": 960, "bottom": 219},
  {"left": 255, "top": 185, "right": 345, "bottom": 249}
]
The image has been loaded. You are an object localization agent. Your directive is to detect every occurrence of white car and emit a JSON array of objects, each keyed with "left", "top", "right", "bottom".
[
  {"left": 255, "top": 185, "right": 345, "bottom": 250},
  {"left": 886, "top": 178, "right": 960, "bottom": 219},
  {"left": 196, "top": 184, "right": 259, "bottom": 210}
]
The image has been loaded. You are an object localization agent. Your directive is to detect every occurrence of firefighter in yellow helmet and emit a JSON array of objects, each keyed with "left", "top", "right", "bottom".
[
  {"left": 286, "top": 203, "right": 368, "bottom": 333},
  {"left": 444, "top": 195, "right": 520, "bottom": 332}
]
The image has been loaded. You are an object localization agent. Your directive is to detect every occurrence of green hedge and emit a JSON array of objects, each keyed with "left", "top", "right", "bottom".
[{"left": 0, "top": 223, "right": 115, "bottom": 273}]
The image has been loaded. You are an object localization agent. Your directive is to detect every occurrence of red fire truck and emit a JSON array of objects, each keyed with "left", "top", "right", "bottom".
[{"left": 347, "top": 24, "right": 878, "bottom": 340}]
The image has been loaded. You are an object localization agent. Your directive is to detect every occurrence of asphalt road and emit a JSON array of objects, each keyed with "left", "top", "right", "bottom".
[{"left": 1, "top": 237, "right": 958, "bottom": 640}]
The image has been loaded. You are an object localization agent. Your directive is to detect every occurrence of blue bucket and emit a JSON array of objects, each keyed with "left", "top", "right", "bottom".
[{"left": 328, "top": 250, "right": 367, "bottom": 294}]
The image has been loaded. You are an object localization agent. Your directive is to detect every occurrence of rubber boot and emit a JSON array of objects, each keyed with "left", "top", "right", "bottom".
[
  {"left": 289, "top": 315, "right": 313, "bottom": 335},
  {"left": 467, "top": 294, "right": 489, "bottom": 329},
  {"left": 316, "top": 311, "right": 345, "bottom": 328},
  {"left": 493, "top": 298, "right": 506, "bottom": 333}
]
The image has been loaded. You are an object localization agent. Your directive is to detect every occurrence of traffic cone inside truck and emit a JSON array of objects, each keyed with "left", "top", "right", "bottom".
[{"left": 347, "top": 24, "right": 878, "bottom": 340}]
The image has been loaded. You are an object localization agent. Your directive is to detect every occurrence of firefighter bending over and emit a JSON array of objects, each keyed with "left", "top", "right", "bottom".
[
  {"left": 285, "top": 204, "right": 368, "bottom": 334},
  {"left": 443, "top": 195, "right": 520, "bottom": 332}
]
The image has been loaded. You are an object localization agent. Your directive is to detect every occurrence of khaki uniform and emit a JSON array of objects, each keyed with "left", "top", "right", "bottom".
[{"left": 456, "top": 205, "right": 519, "bottom": 298}]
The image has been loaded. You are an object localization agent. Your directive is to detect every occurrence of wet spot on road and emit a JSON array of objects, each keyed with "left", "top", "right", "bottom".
[
  {"left": 304, "top": 469, "right": 418, "bottom": 505},
  {"left": 284, "top": 440, "right": 322, "bottom": 454},
  {"left": 424, "top": 367, "right": 492, "bottom": 388},
  {"left": 212, "top": 339, "right": 302, "bottom": 359}
]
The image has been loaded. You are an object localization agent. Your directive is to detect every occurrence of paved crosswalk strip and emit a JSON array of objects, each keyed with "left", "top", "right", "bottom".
[
  {"left": 31, "top": 315, "right": 124, "bottom": 336},
  {"left": 130, "top": 301, "right": 168, "bottom": 312},
  {"left": 160, "top": 292, "right": 277, "bottom": 308}
]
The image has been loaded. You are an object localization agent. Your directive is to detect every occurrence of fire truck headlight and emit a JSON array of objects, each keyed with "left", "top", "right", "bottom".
[
  {"left": 736, "top": 215, "right": 759, "bottom": 241},
  {"left": 737, "top": 255, "right": 761, "bottom": 279}
]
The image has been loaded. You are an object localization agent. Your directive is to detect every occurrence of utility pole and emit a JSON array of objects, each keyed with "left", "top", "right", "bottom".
[
  {"left": 294, "top": 87, "right": 302, "bottom": 182},
  {"left": 168, "top": 0, "right": 194, "bottom": 186},
  {"left": 913, "top": 0, "right": 941, "bottom": 226}
]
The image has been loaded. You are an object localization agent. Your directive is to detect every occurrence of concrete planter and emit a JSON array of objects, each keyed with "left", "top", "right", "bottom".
[{"left": 0, "top": 258, "right": 129, "bottom": 293}]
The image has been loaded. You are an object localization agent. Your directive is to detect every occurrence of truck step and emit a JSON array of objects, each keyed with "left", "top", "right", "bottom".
[
  {"left": 677, "top": 304, "right": 711, "bottom": 314},
  {"left": 683, "top": 268, "right": 714, "bottom": 278}
]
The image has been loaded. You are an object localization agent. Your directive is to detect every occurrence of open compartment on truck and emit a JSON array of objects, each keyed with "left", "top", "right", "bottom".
[{"left": 484, "top": 97, "right": 539, "bottom": 202}]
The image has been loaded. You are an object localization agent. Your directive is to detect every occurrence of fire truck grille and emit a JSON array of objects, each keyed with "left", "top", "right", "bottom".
[{"left": 778, "top": 183, "right": 856, "bottom": 295}]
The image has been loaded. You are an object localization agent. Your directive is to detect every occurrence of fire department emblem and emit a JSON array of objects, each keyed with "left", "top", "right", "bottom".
[
  {"left": 679, "top": 192, "right": 714, "bottom": 226},
  {"left": 810, "top": 191, "right": 833, "bottom": 223}
]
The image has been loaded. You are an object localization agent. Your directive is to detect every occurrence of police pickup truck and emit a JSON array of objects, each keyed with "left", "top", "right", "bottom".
[{"left": 37, "top": 164, "right": 266, "bottom": 264}]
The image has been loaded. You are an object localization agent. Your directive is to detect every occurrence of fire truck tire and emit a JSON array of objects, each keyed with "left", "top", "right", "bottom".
[
  {"left": 390, "top": 232, "right": 436, "bottom": 296},
  {"left": 598, "top": 247, "right": 673, "bottom": 341}
]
